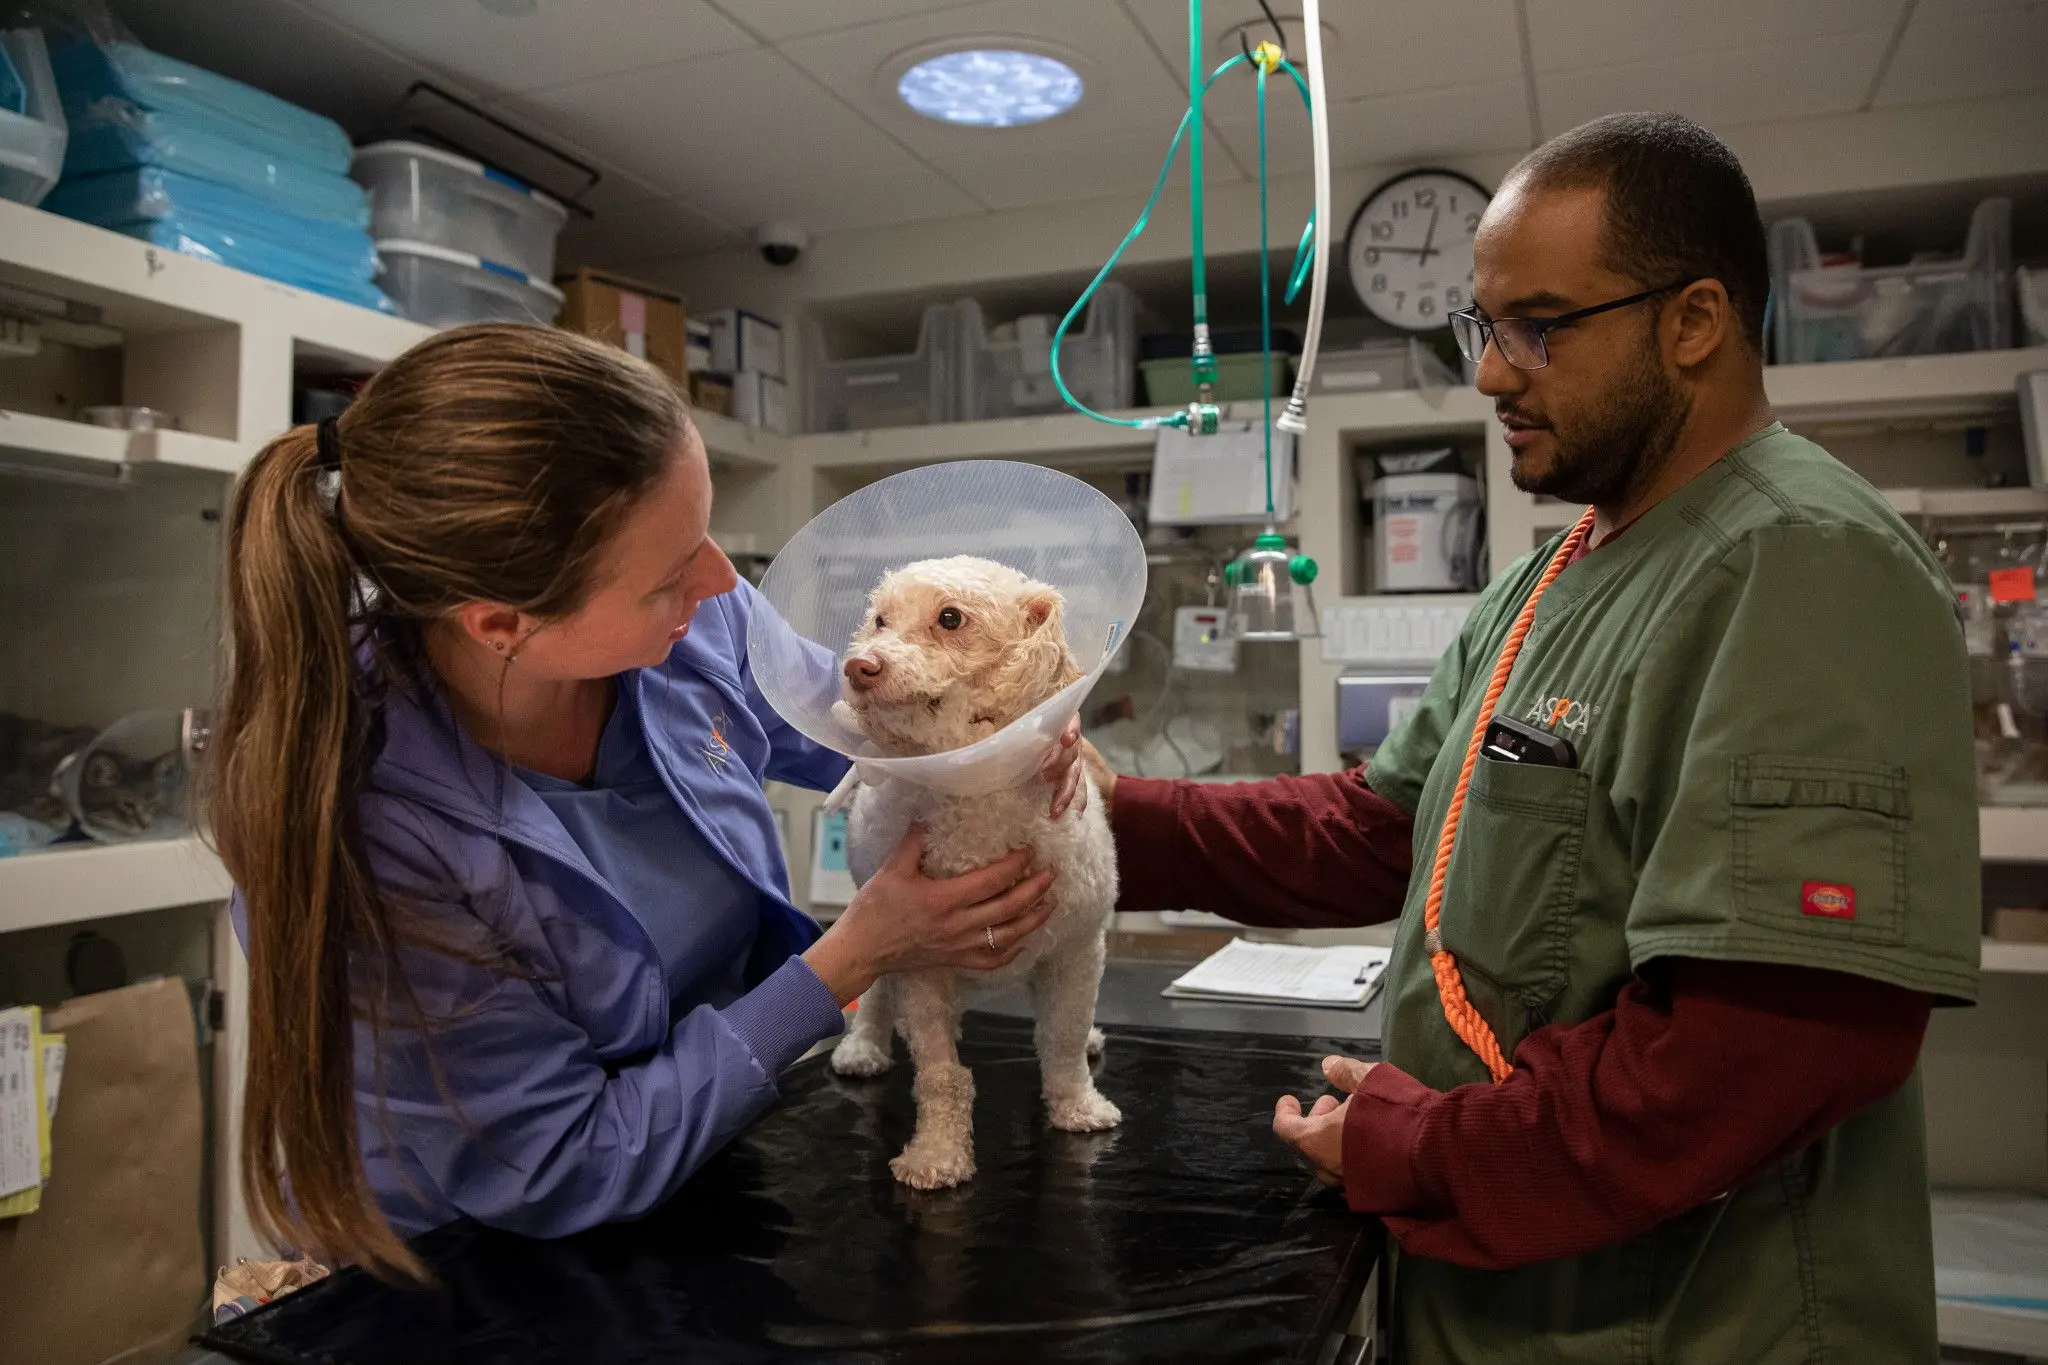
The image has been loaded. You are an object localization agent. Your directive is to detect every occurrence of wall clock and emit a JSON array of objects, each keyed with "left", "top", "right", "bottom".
[{"left": 1344, "top": 168, "right": 1493, "bottom": 332}]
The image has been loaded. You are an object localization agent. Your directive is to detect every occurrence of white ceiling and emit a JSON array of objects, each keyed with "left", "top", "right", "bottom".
[{"left": 106, "top": 0, "right": 2048, "bottom": 272}]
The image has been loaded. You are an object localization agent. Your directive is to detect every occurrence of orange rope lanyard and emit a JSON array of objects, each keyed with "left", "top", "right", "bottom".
[{"left": 1422, "top": 506, "right": 1598, "bottom": 1084}]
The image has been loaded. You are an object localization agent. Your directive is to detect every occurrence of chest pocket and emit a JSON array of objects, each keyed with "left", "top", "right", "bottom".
[{"left": 1439, "top": 755, "right": 1591, "bottom": 1047}]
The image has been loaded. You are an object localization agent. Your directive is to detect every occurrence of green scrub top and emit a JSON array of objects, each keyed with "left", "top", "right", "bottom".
[{"left": 1365, "top": 423, "right": 1980, "bottom": 1364}]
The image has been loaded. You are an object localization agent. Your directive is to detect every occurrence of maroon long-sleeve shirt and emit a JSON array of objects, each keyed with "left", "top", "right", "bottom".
[{"left": 1111, "top": 770, "right": 1932, "bottom": 1271}]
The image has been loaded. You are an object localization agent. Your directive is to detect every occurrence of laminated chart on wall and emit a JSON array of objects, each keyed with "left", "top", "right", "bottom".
[
  {"left": 0, "top": 1006, "right": 63, "bottom": 1219},
  {"left": 1149, "top": 424, "right": 1297, "bottom": 526}
]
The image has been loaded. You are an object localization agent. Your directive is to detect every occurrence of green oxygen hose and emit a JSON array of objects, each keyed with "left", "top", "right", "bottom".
[
  {"left": 1187, "top": 0, "right": 1213, "bottom": 391},
  {"left": 1049, "top": 54, "right": 1316, "bottom": 430}
]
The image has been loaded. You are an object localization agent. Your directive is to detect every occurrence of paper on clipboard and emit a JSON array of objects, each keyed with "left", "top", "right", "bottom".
[{"left": 1163, "top": 939, "right": 1391, "bottom": 1009}]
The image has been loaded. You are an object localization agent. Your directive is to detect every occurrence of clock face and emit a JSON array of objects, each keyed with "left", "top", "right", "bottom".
[{"left": 1345, "top": 170, "right": 1491, "bottom": 332}]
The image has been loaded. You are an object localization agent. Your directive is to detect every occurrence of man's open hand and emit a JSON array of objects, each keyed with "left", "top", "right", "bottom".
[{"left": 1272, "top": 1055, "right": 1377, "bottom": 1190}]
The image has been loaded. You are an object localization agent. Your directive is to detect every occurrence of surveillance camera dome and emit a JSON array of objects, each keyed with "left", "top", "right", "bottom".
[{"left": 755, "top": 222, "right": 809, "bottom": 267}]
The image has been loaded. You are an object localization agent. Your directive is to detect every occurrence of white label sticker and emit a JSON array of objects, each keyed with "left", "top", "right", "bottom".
[{"left": 0, "top": 1010, "right": 39, "bottom": 1198}]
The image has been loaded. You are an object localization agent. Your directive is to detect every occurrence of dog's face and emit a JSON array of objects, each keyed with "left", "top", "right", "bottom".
[{"left": 837, "top": 556, "right": 1083, "bottom": 757}]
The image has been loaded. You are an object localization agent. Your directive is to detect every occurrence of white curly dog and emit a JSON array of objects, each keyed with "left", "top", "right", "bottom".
[{"left": 827, "top": 555, "right": 1122, "bottom": 1189}]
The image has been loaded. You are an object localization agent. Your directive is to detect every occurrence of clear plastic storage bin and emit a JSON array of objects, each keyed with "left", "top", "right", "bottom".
[
  {"left": 806, "top": 302, "right": 963, "bottom": 432},
  {"left": 960, "top": 283, "right": 1136, "bottom": 420},
  {"left": 1311, "top": 339, "right": 1460, "bottom": 394},
  {"left": 1770, "top": 198, "right": 2012, "bottom": 363},
  {"left": 2020, "top": 265, "right": 2047, "bottom": 348},
  {"left": 376, "top": 239, "right": 563, "bottom": 328},
  {"left": 0, "top": 29, "right": 67, "bottom": 207},
  {"left": 354, "top": 140, "right": 567, "bottom": 282}
]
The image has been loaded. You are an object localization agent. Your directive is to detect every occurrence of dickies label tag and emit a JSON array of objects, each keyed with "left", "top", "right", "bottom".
[{"left": 1801, "top": 881, "right": 1856, "bottom": 920}]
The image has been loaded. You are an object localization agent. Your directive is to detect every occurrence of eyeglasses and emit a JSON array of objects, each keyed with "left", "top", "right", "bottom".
[{"left": 1450, "top": 280, "right": 1692, "bottom": 371}]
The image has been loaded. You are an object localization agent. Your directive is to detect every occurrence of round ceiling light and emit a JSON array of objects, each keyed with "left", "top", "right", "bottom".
[{"left": 896, "top": 49, "right": 1083, "bottom": 128}]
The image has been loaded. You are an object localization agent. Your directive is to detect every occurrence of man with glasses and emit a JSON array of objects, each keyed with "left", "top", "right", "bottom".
[{"left": 1090, "top": 113, "right": 1977, "bottom": 1362}]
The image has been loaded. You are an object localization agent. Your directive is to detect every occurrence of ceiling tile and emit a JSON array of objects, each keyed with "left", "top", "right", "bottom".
[
  {"left": 1872, "top": 3, "right": 2048, "bottom": 108},
  {"left": 1525, "top": 0, "right": 1907, "bottom": 72},
  {"left": 505, "top": 48, "right": 938, "bottom": 221},
  {"left": 1210, "top": 79, "right": 1532, "bottom": 177},
  {"left": 1120, "top": 0, "right": 1523, "bottom": 102},
  {"left": 720, "top": 0, "right": 989, "bottom": 42},
  {"left": 1537, "top": 28, "right": 1892, "bottom": 136},
  {"left": 294, "top": 0, "right": 757, "bottom": 96},
  {"left": 707, "top": 167, "right": 984, "bottom": 235},
  {"left": 777, "top": 0, "right": 1184, "bottom": 158},
  {"left": 937, "top": 126, "right": 1243, "bottom": 212}
]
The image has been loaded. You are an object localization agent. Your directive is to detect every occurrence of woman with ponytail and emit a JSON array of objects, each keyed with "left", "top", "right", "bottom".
[{"left": 212, "top": 324, "right": 1078, "bottom": 1279}]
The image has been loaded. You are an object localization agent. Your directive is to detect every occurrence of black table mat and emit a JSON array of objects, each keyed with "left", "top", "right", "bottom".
[{"left": 203, "top": 1011, "right": 1380, "bottom": 1365}]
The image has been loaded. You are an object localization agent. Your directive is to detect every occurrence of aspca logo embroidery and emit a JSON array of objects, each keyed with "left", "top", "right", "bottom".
[
  {"left": 702, "top": 711, "right": 734, "bottom": 773},
  {"left": 1522, "top": 694, "right": 1602, "bottom": 734}
]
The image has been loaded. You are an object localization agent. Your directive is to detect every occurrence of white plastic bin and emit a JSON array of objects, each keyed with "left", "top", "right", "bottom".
[
  {"left": 376, "top": 239, "right": 563, "bottom": 328},
  {"left": 961, "top": 283, "right": 1136, "bottom": 420},
  {"left": 354, "top": 141, "right": 566, "bottom": 281},
  {"left": 1312, "top": 339, "right": 1459, "bottom": 394},
  {"left": 806, "top": 302, "right": 963, "bottom": 432},
  {"left": 1770, "top": 198, "right": 2012, "bottom": 364},
  {"left": 0, "top": 29, "right": 67, "bottom": 207}
]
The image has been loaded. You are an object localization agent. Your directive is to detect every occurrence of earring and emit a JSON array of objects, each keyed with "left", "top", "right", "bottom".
[{"left": 492, "top": 641, "right": 506, "bottom": 653}]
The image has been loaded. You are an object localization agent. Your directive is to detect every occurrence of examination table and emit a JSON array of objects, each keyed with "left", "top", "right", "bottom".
[{"left": 196, "top": 958, "right": 1387, "bottom": 1365}]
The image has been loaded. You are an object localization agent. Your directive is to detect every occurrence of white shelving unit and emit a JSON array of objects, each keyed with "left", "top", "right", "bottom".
[
  {"left": 0, "top": 837, "right": 231, "bottom": 934},
  {"left": 1983, "top": 807, "right": 2048, "bottom": 862},
  {"left": 1981, "top": 938, "right": 2048, "bottom": 974},
  {"left": 696, "top": 409, "right": 787, "bottom": 472},
  {"left": 1, "top": 201, "right": 434, "bottom": 1270}
]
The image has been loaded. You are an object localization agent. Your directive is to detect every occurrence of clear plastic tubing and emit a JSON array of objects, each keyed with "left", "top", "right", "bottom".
[{"left": 1277, "top": 0, "right": 1332, "bottom": 435}]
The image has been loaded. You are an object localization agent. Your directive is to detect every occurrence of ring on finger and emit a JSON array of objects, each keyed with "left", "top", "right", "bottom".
[{"left": 986, "top": 925, "right": 997, "bottom": 952}]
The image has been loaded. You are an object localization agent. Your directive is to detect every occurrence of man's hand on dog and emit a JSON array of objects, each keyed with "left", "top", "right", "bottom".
[{"left": 1039, "top": 716, "right": 1089, "bottom": 819}]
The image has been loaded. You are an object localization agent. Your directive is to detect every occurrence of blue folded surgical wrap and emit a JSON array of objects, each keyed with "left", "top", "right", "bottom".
[{"left": 45, "top": 166, "right": 393, "bottom": 313}]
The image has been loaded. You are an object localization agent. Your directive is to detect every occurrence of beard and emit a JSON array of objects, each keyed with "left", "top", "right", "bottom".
[{"left": 1506, "top": 334, "right": 1691, "bottom": 507}]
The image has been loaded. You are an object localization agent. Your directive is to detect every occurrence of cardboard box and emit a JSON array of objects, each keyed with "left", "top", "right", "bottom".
[
  {"left": 686, "top": 318, "right": 713, "bottom": 375},
  {"left": 731, "top": 369, "right": 789, "bottom": 435},
  {"left": 1990, "top": 906, "right": 2048, "bottom": 942},
  {"left": 555, "top": 268, "right": 687, "bottom": 383},
  {"left": 705, "top": 307, "right": 784, "bottom": 380},
  {"left": 690, "top": 373, "right": 734, "bottom": 418}
]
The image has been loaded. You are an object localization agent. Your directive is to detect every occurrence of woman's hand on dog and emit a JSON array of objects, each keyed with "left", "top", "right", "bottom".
[{"left": 805, "top": 824, "right": 1057, "bottom": 1004}]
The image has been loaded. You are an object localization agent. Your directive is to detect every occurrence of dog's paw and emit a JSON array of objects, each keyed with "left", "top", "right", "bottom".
[
  {"left": 1085, "top": 1027, "right": 1105, "bottom": 1060},
  {"left": 830, "top": 1033, "right": 894, "bottom": 1078},
  {"left": 890, "top": 1141, "right": 975, "bottom": 1189},
  {"left": 1047, "top": 1088, "right": 1122, "bottom": 1133}
]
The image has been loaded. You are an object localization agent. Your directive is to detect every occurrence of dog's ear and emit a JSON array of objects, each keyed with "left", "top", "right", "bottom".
[
  {"left": 1022, "top": 587, "right": 1061, "bottom": 635},
  {"left": 991, "top": 587, "right": 1083, "bottom": 708}
]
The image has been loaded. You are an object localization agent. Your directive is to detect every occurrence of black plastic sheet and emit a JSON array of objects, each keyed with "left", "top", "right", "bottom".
[{"left": 203, "top": 1012, "right": 1381, "bottom": 1365}]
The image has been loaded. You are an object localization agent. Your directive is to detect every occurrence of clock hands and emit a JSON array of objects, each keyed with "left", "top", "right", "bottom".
[{"left": 1418, "top": 206, "right": 1440, "bottom": 266}]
